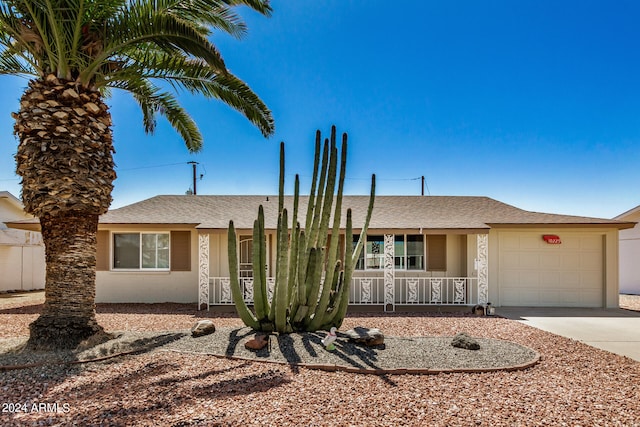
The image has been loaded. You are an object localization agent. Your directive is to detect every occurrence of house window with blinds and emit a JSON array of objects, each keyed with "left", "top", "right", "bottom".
[
  {"left": 353, "top": 234, "right": 434, "bottom": 271},
  {"left": 112, "top": 233, "right": 170, "bottom": 270}
]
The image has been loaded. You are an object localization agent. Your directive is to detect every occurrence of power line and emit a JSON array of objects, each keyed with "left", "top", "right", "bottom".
[{"left": 116, "top": 162, "right": 186, "bottom": 172}]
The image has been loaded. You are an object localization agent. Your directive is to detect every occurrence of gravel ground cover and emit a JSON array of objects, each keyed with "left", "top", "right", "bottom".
[
  {"left": 0, "top": 295, "right": 639, "bottom": 426},
  {"left": 620, "top": 293, "right": 640, "bottom": 312}
]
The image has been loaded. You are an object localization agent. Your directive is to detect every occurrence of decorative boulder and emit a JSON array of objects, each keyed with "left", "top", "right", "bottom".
[
  {"left": 245, "top": 334, "right": 269, "bottom": 351},
  {"left": 191, "top": 320, "right": 216, "bottom": 337},
  {"left": 451, "top": 332, "right": 480, "bottom": 350},
  {"left": 344, "top": 327, "right": 385, "bottom": 347},
  {"left": 471, "top": 305, "right": 485, "bottom": 316}
]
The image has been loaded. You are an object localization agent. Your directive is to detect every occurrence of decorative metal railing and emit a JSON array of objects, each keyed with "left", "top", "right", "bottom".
[{"left": 208, "top": 276, "right": 479, "bottom": 310}]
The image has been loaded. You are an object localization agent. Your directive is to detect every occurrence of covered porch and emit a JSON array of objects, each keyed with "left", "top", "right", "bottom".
[{"left": 198, "top": 233, "right": 489, "bottom": 312}]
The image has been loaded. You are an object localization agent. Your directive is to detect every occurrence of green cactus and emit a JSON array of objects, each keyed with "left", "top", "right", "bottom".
[{"left": 227, "top": 126, "right": 375, "bottom": 333}]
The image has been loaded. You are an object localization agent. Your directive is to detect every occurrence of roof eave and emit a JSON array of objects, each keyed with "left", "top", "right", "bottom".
[
  {"left": 486, "top": 222, "right": 636, "bottom": 230},
  {"left": 4, "top": 220, "right": 40, "bottom": 232}
]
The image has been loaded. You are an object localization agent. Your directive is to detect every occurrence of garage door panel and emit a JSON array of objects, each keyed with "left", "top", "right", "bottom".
[
  {"left": 561, "top": 253, "right": 580, "bottom": 269},
  {"left": 519, "top": 236, "right": 542, "bottom": 250},
  {"left": 580, "top": 290, "right": 603, "bottom": 307},
  {"left": 560, "top": 272, "right": 580, "bottom": 287},
  {"left": 540, "top": 254, "right": 561, "bottom": 269},
  {"left": 501, "top": 235, "right": 521, "bottom": 250},
  {"left": 498, "top": 232, "right": 603, "bottom": 307},
  {"left": 539, "top": 271, "right": 560, "bottom": 288},
  {"left": 580, "top": 236, "right": 603, "bottom": 250},
  {"left": 559, "top": 291, "right": 580, "bottom": 305},
  {"left": 559, "top": 236, "right": 581, "bottom": 249},
  {"left": 500, "top": 253, "right": 520, "bottom": 269},
  {"left": 580, "top": 252, "right": 602, "bottom": 270},
  {"left": 518, "top": 254, "right": 540, "bottom": 269},
  {"left": 501, "top": 289, "right": 521, "bottom": 305},
  {"left": 580, "top": 272, "right": 602, "bottom": 289}
]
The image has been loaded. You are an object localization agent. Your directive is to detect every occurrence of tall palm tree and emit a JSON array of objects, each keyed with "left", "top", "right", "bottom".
[{"left": 0, "top": 0, "right": 274, "bottom": 349}]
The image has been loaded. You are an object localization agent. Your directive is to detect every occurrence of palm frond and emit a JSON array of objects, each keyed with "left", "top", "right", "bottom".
[
  {"left": 105, "top": 51, "right": 274, "bottom": 137},
  {"left": 2, "top": 0, "right": 274, "bottom": 150},
  {"left": 223, "top": 0, "right": 272, "bottom": 17},
  {"left": 0, "top": 47, "right": 38, "bottom": 76},
  {"left": 110, "top": 78, "right": 203, "bottom": 152},
  {"left": 83, "top": 3, "right": 229, "bottom": 84}
]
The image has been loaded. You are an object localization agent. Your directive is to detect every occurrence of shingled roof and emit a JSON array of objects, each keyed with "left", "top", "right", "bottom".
[{"left": 97, "top": 195, "right": 635, "bottom": 231}]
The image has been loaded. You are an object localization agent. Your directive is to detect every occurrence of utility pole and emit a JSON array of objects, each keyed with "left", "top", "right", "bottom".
[
  {"left": 188, "top": 161, "right": 199, "bottom": 195},
  {"left": 421, "top": 176, "right": 425, "bottom": 196}
]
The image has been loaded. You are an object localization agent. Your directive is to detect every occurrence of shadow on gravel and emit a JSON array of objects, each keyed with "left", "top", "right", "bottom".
[
  {"left": 217, "top": 328, "right": 388, "bottom": 373},
  {"left": 0, "top": 304, "right": 44, "bottom": 314},
  {"left": 0, "top": 332, "right": 186, "bottom": 368},
  {"left": 42, "top": 357, "right": 291, "bottom": 425},
  {"left": 1, "top": 331, "right": 187, "bottom": 426},
  {"left": 94, "top": 303, "right": 237, "bottom": 318}
]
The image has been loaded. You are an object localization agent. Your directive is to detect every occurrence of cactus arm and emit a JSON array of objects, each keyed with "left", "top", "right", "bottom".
[
  {"left": 307, "top": 138, "right": 329, "bottom": 247},
  {"left": 324, "top": 208, "right": 353, "bottom": 327},
  {"left": 252, "top": 208, "right": 268, "bottom": 321},
  {"left": 292, "top": 245, "right": 315, "bottom": 324},
  {"left": 333, "top": 175, "right": 375, "bottom": 328},
  {"left": 321, "top": 271, "right": 345, "bottom": 330},
  {"left": 352, "top": 174, "right": 376, "bottom": 267},
  {"left": 287, "top": 222, "right": 301, "bottom": 320},
  {"left": 288, "top": 175, "right": 300, "bottom": 301},
  {"left": 278, "top": 141, "right": 285, "bottom": 215},
  {"left": 274, "top": 209, "right": 290, "bottom": 332},
  {"left": 316, "top": 127, "right": 338, "bottom": 247},
  {"left": 228, "top": 127, "right": 376, "bottom": 333},
  {"left": 258, "top": 206, "right": 268, "bottom": 317},
  {"left": 305, "top": 131, "right": 322, "bottom": 233},
  {"left": 308, "top": 129, "right": 347, "bottom": 330},
  {"left": 296, "top": 230, "right": 307, "bottom": 304},
  {"left": 304, "top": 247, "right": 325, "bottom": 326},
  {"left": 228, "top": 221, "right": 260, "bottom": 329}
]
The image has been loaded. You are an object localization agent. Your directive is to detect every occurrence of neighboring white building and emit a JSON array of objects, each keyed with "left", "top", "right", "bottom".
[
  {"left": 615, "top": 205, "right": 640, "bottom": 295},
  {"left": 0, "top": 191, "right": 45, "bottom": 292}
]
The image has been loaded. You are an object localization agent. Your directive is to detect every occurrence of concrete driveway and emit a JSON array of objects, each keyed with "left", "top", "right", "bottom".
[{"left": 497, "top": 307, "right": 640, "bottom": 362}]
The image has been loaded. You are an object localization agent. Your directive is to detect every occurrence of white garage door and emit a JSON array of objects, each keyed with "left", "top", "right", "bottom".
[{"left": 498, "top": 232, "right": 603, "bottom": 307}]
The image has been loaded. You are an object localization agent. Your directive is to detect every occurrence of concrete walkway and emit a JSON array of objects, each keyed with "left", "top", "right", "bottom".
[{"left": 497, "top": 307, "right": 640, "bottom": 362}]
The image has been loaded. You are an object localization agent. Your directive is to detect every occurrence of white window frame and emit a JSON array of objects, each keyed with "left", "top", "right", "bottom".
[
  {"left": 111, "top": 232, "right": 171, "bottom": 271},
  {"left": 238, "top": 235, "right": 253, "bottom": 277},
  {"left": 354, "top": 234, "right": 425, "bottom": 271}
]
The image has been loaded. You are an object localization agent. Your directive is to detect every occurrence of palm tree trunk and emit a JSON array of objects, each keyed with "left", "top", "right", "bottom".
[
  {"left": 14, "top": 76, "right": 116, "bottom": 350},
  {"left": 28, "top": 212, "right": 109, "bottom": 349}
]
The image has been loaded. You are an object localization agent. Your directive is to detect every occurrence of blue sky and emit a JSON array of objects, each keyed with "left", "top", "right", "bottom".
[{"left": 1, "top": 0, "right": 639, "bottom": 218}]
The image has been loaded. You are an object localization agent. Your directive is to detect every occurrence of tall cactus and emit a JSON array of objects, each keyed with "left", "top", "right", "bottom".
[{"left": 228, "top": 126, "right": 375, "bottom": 333}]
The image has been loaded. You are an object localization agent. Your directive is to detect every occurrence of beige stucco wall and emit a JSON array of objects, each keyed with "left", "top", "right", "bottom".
[
  {"left": 0, "top": 245, "right": 45, "bottom": 291},
  {"left": 95, "top": 227, "right": 199, "bottom": 303},
  {"left": 488, "top": 228, "right": 619, "bottom": 308},
  {"left": 1, "top": 194, "right": 46, "bottom": 292},
  {"left": 94, "top": 226, "right": 621, "bottom": 307}
]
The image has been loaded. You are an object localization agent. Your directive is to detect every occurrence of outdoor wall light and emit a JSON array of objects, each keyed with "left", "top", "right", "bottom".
[{"left": 485, "top": 302, "right": 496, "bottom": 316}]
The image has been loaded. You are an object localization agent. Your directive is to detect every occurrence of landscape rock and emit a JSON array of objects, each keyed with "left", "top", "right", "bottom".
[
  {"left": 344, "top": 327, "right": 385, "bottom": 347},
  {"left": 191, "top": 320, "right": 216, "bottom": 337},
  {"left": 471, "top": 305, "right": 485, "bottom": 316},
  {"left": 451, "top": 332, "right": 480, "bottom": 350},
  {"left": 245, "top": 334, "right": 269, "bottom": 351}
]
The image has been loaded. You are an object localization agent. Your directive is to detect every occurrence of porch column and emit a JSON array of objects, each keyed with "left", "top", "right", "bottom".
[
  {"left": 384, "top": 234, "right": 395, "bottom": 312},
  {"left": 198, "top": 233, "right": 210, "bottom": 310},
  {"left": 476, "top": 233, "right": 489, "bottom": 304}
]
